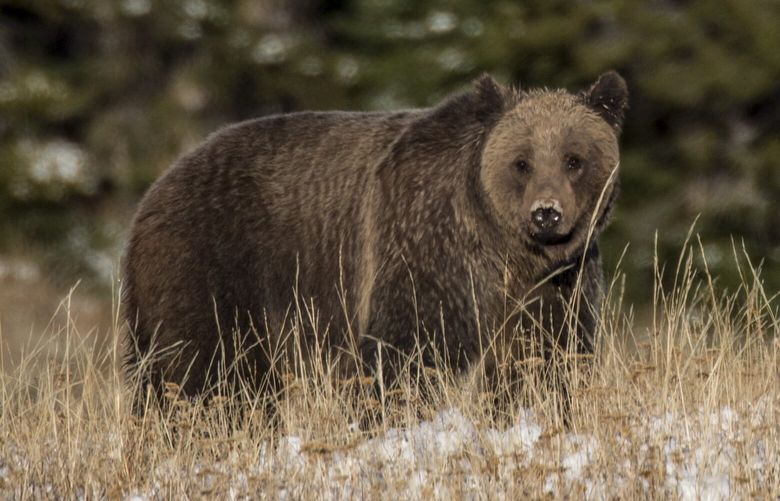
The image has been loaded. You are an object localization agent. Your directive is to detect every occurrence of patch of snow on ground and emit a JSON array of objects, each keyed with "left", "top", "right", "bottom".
[
  {"left": 3, "top": 401, "right": 775, "bottom": 499},
  {"left": 231, "top": 403, "right": 772, "bottom": 498}
]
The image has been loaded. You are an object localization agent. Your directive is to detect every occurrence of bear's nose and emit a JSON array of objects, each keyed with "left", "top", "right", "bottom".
[{"left": 531, "top": 207, "right": 562, "bottom": 230}]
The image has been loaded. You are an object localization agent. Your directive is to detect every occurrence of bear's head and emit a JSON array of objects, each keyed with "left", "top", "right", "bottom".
[{"left": 477, "top": 72, "right": 628, "bottom": 266}]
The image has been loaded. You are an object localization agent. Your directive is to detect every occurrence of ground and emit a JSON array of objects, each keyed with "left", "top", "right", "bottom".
[{"left": 0, "top": 244, "right": 778, "bottom": 499}]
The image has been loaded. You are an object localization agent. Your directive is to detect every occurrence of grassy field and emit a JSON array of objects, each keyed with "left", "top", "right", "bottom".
[{"left": 0, "top": 239, "right": 777, "bottom": 499}]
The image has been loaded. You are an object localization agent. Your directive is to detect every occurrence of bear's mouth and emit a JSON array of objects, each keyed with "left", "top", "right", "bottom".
[{"left": 530, "top": 227, "right": 576, "bottom": 246}]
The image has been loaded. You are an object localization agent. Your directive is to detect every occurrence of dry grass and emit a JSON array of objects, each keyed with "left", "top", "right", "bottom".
[{"left": 0, "top": 239, "right": 778, "bottom": 499}]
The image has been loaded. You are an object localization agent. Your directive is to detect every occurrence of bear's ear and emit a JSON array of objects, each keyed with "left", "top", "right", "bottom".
[
  {"left": 582, "top": 71, "right": 628, "bottom": 132},
  {"left": 472, "top": 73, "right": 509, "bottom": 124}
]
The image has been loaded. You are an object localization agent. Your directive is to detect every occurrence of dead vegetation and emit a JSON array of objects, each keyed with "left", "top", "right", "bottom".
[{"left": 0, "top": 239, "right": 778, "bottom": 499}]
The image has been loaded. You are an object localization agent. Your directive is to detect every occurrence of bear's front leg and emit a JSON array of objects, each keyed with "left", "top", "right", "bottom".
[
  {"left": 358, "top": 269, "right": 481, "bottom": 406},
  {"left": 539, "top": 244, "right": 605, "bottom": 424}
]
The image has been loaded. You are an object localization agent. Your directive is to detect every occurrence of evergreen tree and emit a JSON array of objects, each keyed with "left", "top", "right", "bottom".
[{"left": 0, "top": 0, "right": 778, "bottom": 299}]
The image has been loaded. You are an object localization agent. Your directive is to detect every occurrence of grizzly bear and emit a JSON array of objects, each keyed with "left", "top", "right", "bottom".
[{"left": 123, "top": 72, "right": 628, "bottom": 407}]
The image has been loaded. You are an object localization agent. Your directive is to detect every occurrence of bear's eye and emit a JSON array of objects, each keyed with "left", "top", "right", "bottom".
[
  {"left": 566, "top": 155, "right": 583, "bottom": 171},
  {"left": 515, "top": 159, "right": 529, "bottom": 172}
]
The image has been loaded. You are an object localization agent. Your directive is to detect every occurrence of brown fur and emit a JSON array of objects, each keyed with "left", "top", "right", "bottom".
[{"left": 123, "top": 72, "right": 628, "bottom": 403}]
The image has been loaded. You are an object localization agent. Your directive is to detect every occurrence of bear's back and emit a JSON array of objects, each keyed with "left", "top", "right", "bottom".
[{"left": 124, "top": 109, "right": 417, "bottom": 395}]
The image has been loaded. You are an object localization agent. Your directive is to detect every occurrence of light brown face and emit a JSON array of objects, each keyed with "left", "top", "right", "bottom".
[{"left": 479, "top": 73, "right": 627, "bottom": 262}]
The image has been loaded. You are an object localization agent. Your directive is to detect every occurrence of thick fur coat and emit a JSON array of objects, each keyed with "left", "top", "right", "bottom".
[{"left": 124, "top": 72, "right": 628, "bottom": 399}]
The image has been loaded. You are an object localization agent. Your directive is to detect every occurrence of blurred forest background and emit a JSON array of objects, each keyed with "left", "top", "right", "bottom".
[{"left": 0, "top": 0, "right": 778, "bottom": 337}]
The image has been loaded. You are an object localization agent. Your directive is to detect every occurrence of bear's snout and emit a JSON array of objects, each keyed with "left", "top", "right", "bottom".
[
  {"left": 530, "top": 199, "right": 569, "bottom": 243},
  {"left": 531, "top": 199, "right": 562, "bottom": 228},
  {"left": 532, "top": 206, "right": 561, "bottom": 230}
]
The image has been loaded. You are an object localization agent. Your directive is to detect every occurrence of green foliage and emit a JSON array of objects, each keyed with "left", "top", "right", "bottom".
[{"left": 0, "top": 0, "right": 778, "bottom": 300}]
